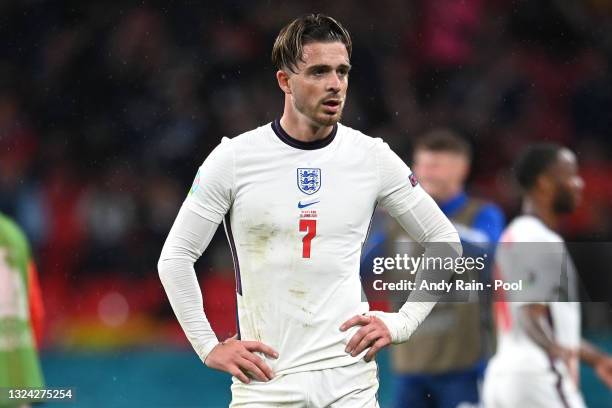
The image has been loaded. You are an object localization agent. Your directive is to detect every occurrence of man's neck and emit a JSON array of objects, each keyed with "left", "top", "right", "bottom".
[
  {"left": 280, "top": 110, "right": 334, "bottom": 143},
  {"left": 522, "top": 196, "right": 559, "bottom": 231}
]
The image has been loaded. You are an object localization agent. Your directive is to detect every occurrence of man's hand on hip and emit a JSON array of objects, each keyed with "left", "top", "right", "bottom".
[
  {"left": 340, "top": 314, "right": 392, "bottom": 362},
  {"left": 204, "top": 335, "right": 279, "bottom": 384}
]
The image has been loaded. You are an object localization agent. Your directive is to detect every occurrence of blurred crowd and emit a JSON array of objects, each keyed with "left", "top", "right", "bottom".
[{"left": 1, "top": 0, "right": 612, "bottom": 345}]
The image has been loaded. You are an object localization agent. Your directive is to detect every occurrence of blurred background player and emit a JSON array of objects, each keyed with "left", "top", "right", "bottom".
[
  {"left": 389, "top": 129, "right": 505, "bottom": 408},
  {"left": 483, "top": 144, "right": 612, "bottom": 407},
  {"left": 0, "top": 212, "right": 45, "bottom": 408}
]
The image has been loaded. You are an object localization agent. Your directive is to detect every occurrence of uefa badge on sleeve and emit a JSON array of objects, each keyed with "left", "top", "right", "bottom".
[
  {"left": 297, "top": 168, "right": 321, "bottom": 195},
  {"left": 409, "top": 172, "right": 418, "bottom": 187}
]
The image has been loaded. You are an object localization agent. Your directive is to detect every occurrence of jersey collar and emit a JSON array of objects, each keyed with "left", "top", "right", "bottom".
[{"left": 271, "top": 119, "right": 337, "bottom": 150}]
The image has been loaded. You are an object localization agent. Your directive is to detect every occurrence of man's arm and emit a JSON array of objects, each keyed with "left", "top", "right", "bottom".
[
  {"left": 518, "top": 304, "right": 612, "bottom": 389},
  {"left": 518, "top": 304, "right": 575, "bottom": 362},
  {"left": 519, "top": 304, "right": 580, "bottom": 385},
  {"left": 158, "top": 204, "right": 278, "bottom": 383},
  {"left": 341, "top": 140, "right": 460, "bottom": 361},
  {"left": 158, "top": 204, "right": 221, "bottom": 361},
  {"left": 580, "top": 339, "right": 612, "bottom": 388},
  {"left": 341, "top": 191, "right": 461, "bottom": 361}
]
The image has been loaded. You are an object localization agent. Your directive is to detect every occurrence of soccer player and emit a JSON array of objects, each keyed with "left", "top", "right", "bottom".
[
  {"left": 0, "top": 211, "right": 45, "bottom": 407},
  {"left": 390, "top": 130, "right": 504, "bottom": 408},
  {"left": 158, "top": 14, "right": 460, "bottom": 406},
  {"left": 483, "top": 144, "right": 612, "bottom": 407}
]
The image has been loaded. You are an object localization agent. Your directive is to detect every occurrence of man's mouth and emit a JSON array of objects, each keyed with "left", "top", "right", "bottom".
[
  {"left": 322, "top": 99, "right": 342, "bottom": 113},
  {"left": 322, "top": 99, "right": 341, "bottom": 107}
]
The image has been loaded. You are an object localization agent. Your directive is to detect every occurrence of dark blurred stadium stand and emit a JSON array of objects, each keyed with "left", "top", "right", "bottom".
[{"left": 1, "top": 0, "right": 612, "bottom": 359}]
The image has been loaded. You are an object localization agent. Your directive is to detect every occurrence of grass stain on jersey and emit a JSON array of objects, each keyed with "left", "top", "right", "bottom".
[
  {"left": 241, "top": 222, "right": 279, "bottom": 260},
  {"left": 288, "top": 288, "right": 307, "bottom": 299}
]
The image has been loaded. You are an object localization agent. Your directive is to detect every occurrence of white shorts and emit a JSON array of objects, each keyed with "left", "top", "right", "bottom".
[
  {"left": 230, "top": 359, "right": 379, "bottom": 408},
  {"left": 483, "top": 370, "right": 586, "bottom": 408}
]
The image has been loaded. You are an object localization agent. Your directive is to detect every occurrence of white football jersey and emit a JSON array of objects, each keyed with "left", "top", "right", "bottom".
[
  {"left": 488, "top": 215, "right": 581, "bottom": 376},
  {"left": 184, "top": 120, "right": 427, "bottom": 375}
]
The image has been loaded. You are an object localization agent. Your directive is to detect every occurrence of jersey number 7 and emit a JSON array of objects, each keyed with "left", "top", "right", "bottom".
[{"left": 299, "top": 219, "right": 317, "bottom": 258}]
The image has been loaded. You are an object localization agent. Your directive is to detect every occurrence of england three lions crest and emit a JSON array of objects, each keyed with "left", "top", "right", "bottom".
[{"left": 297, "top": 168, "right": 321, "bottom": 195}]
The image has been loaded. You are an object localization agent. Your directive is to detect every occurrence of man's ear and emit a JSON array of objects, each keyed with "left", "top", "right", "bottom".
[{"left": 277, "top": 70, "right": 291, "bottom": 94}]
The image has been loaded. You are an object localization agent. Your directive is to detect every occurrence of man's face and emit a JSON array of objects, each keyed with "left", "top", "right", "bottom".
[
  {"left": 549, "top": 149, "right": 584, "bottom": 213},
  {"left": 413, "top": 150, "right": 469, "bottom": 202},
  {"left": 285, "top": 41, "right": 350, "bottom": 126}
]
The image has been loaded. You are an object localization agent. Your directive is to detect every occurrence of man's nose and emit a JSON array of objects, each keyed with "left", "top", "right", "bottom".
[{"left": 326, "top": 73, "right": 342, "bottom": 92}]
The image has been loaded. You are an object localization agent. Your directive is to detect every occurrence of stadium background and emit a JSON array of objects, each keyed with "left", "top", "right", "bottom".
[{"left": 1, "top": 0, "right": 611, "bottom": 406}]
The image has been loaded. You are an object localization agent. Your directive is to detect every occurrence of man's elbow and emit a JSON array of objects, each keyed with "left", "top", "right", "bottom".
[
  {"left": 157, "top": 256, "right": 170, "bottom": 283},
  {"left": 158, "top": 255, "right": 195, "bottom": 284},
  {"left": 432, "top": 223, "right": 462, "bottom": 257}
]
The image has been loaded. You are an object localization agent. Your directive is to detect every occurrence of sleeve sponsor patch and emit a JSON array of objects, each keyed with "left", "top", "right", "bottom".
[{"left": 408, "top": 172, "right": 418, "bottom": 187}]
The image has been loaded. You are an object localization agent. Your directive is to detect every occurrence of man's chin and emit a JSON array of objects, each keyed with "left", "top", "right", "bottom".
[
  {"left": 553, "top": 202, "right": 577, "bottom": 214},
  {"left": 317, "top": 112, "right": 342, "bottom": 126}
]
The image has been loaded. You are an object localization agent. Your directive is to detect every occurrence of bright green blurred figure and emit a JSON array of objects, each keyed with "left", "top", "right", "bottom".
[{"left": 0, "top": 212, "right": 44, "bottom": 408}]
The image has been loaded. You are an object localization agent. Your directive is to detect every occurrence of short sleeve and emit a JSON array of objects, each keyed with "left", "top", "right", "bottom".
[
  {"left": 375, "top": 140, "right": 427, "bottom": 217},
  {"left": 184, "top": 138, "right": 234, "bottom": 224},
  {"left": 495, "top": 240, "right": 569, "bottom": 303}
]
